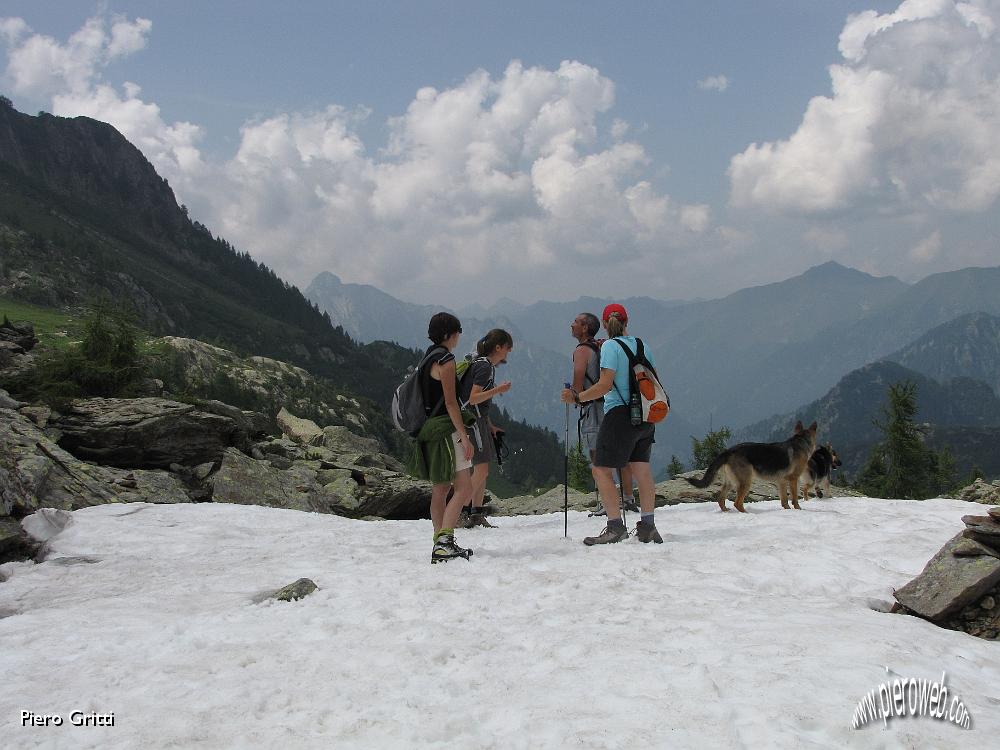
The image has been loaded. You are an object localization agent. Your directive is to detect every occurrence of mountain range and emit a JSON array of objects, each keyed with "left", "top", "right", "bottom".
[{"left": 306, "top": 261, "right": 1000, "bottom": 473}]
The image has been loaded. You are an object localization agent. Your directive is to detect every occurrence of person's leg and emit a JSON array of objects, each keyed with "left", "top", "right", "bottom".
[
  {"left": 430, "top": 482, "right": 450, "bottom": 534},
  {"left": 593, "top": 466, "right": 622, "bottom": 520},
  {"left": 629, "top": 461, "right": 656, "bottom": 514},
  {"left": 471, "top": 463, "right": 489, "bottom": 509},
  {"left": 443, "top": 468, "right": 474, "bottom": 531},
  {"left": 620, "top": 464, "right": 634, "bottom": 502}
]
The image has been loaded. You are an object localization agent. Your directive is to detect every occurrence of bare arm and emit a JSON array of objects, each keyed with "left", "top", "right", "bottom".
[
  {"left": 571, "top": 346, "right": 589, "bottom": 393},
  {"left": 467, "top": 381, "right": 512, "bottom": 406},
  {"left": 561, "top": 368, "right": 615, "bottom": 404}
]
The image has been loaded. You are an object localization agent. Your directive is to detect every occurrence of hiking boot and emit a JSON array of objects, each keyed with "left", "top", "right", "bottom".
[
  {"left": 634, "top": 520, "right": 663, "bottom": 544},
  {"left": 589, "top": 504, "right": 607, "bottom": 517},
  {"left": 464, "top": 513, "right": 496, "bottom": 529},
  {"left": 431, "top": 533, "right": 473, "bottom": 564},
  {"left": 583, "top": 524, "right": 628, "bottom": 546}
]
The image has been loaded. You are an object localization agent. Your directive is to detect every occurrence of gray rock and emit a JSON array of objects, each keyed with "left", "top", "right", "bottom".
[
  {"left": 52, "top": 397, "right": 239, "bottom": 469},
  {"left": 276, "top": 408, "right": 324, "bottom": 446},
  {"left": 19, "top": 405, "right": 51, "bottom": 428},
  {"left": 268, "top": 578, "right": 318, "bottom": 602},
  {"left": 268, "top": 456, "right": 293, "bottom": 470},
  {"left": 321, "top": 425, "right": 381, "bottom": 454},
  {"left": 192, "top": 462, "right": 216, "bottom": 481},
  {"left": 210, "top": 447, "right": 341, "bottom": 513},
  {"left": 955, "top": 479, "right": 1000, "bottom": 506},
  {"left": 1, "top": 517, "right": 37, "bottom": 564},
  {"left": 953, "top": 538, "right": 1000, "bottom": 558},
  {"left": 0, "top": 389, "right": 24, "bottom": 410},
  {"left": 894, "top": 532, "right": 1000, "bottom": 621},
  {"left": 1, "top": 408, "right": 190, "bottom": 516},
  {"left": 496, "top": 485, "right": 597, "bottom": 516},
  {"left": 989, "top": 506, "right": 1000, "bottom": 521}
]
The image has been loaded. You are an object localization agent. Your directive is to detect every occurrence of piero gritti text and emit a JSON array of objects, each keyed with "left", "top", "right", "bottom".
[{"left": 21, "top": 710, "right": 115, "bottom": 727}]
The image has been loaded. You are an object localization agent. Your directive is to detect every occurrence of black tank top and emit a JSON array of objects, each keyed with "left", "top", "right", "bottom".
[{"left": 421, "top": 346, "right": 456, "bottom": 417}]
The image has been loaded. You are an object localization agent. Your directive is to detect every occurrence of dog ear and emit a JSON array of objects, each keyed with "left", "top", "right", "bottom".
[
  {"left": 808, "top": 421, "right": 817, "bottom": 433},
  {"left": 794, "top": 420, "right": 803, "bottom": 433}
]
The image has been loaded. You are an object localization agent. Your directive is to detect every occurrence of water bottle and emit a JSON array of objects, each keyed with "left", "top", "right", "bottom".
[{"left": 629, "top": 389, "right": 642, "bottom": 426}]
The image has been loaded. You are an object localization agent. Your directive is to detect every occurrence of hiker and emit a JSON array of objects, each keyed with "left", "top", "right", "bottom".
[
  {"left": 570, "top": 312, "right": 633, "bottom": 515},
  {"left": 405, "top": 312, "right": 477, "bottom": 563},
  {"left": 561, "top": 304, "right": 663, "bottom": 545},
  {"left": 460, "top": 329, "right": 513, "bottom": 528}
]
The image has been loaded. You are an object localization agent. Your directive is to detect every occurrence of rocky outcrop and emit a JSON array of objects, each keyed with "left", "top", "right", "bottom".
[
  {"left": 52, "top": 397, "right": 246, "bottom": 469},
  {"left": 894, "top": 508, "right": 1000, "bottom": 639},
  {"left": 955, "top": 478, "right": 1000, "bottom": 506},
  {"left": 495, "top": 471, "right": 864, "bottom": 516}
]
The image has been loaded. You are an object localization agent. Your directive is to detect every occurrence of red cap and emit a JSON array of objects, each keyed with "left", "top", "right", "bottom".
[{"left": 602, "top": 303, "right": 628, "bottom": 324}]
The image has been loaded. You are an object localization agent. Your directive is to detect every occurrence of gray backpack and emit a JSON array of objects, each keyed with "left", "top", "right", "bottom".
[{"left": 391, "top": 346, "right": 447, "bottom": 436}]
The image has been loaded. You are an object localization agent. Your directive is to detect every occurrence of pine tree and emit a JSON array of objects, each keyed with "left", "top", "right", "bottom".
[
  {"left": 858, "top": 380, "right": 947, "bottom": 499},
  {"left": 667, "top": 455, "right": 685, "bottom": 478},
  {"left": 691, "top": 426, "right": 731, "bottom": 470},
  {"left": 567, "top": 443, "right": 593, "bottom": 492}
]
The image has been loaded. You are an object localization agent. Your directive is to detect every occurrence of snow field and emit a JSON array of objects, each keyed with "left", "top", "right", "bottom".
[{"left": 1, "top": 497, "right": 998, "bottom": 749}]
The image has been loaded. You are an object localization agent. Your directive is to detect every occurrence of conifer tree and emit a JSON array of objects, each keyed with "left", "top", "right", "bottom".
[
  {"left": 691, "top": 426, "right": 731, "bottom": 470},
  {"left": 667, "top": 455, "right": 685, "bottom": 478}
]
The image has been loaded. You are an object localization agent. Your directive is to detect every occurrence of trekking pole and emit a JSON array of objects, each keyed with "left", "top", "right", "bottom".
[
  {"left": 618, "top": 468, "right": 628, "bottom": 534},
  {"left": 564, "top": 382, "right": 571, "bottom": 538}
]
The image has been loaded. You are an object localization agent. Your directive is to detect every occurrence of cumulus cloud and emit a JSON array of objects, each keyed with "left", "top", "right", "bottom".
[
  {"left": 909, "top": 229, "right": 943, "bottom": 261},
  {"left": 0, "top": 14, "right": 204, "bottom": 178},
  {"left": 697, "top": 74, "right": 729, "bottom": 92},
  {"left": 1, "top": 17, "right": 710, "bottom": 303},
  {"left": 729, "top": 0, "right": 1000, "bottom": 217}
]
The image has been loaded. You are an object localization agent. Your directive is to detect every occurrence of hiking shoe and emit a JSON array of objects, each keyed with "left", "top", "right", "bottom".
[
  {"left": 463, "top": 513, "right": 496, "bottom": 529},
  {"left": 589, "top": 504, "right": 607, "bottom": 517},
  {"left": 431, "top": 533, "right": 473, "bottom": 564},
  {"left": 583, "top": 524, "right": 628, "bottom": 546},
  {"left": 634, "top": 520, "right": 663, "bottom": 544}
]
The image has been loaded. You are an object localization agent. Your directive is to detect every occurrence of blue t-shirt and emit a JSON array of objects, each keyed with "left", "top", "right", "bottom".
[{"left": 600, "top": 336, "right": 657, "bottom": 412}]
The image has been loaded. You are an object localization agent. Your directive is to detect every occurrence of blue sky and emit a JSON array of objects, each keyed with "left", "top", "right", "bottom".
[{"left": 2, "top": 1, "right": 997, "bottom": 305}]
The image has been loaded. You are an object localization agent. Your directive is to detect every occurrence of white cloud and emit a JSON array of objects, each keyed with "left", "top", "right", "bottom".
[
  {"left": 802, "top": 226, "right": 850, "bottom": 251},
  {"left": 697, "top": 74, "right": 729, "bottom": 92},
  {"left": 729, "top": 0, "right": 1000, "bottom": 217},
  {"left": 909, "top": 229, "right": 943, "bottom": 261},
  {"left": 1, "top": 18, "right": 710, "bottom": 303}
]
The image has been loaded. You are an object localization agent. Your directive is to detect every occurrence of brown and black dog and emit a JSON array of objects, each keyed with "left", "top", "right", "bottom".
[
  {"left": 799, "top": 444, "right": 842, "bottom": 501},
  {"left": 685, "top": 421, "right": 818, "bottom": 512}
]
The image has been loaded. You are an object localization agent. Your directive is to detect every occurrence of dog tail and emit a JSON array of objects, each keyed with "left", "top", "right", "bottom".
[{"left": 685, "top": 453, "right": 726, "bottom": 488}]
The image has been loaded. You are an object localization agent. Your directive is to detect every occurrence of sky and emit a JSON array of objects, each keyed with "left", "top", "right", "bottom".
[{"left": 2, "top": 0, "right": 999, "bottom": 306}]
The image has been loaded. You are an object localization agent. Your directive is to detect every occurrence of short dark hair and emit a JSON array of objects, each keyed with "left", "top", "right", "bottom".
[
  {"left": 428, "top": 312, "right": 462, "bottom": 344},
  {"left": 579, "top": 312, "right": 600, "bottom": 337}
]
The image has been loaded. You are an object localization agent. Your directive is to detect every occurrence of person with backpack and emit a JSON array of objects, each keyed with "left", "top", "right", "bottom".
[
  {"left": 570, "top": 312, "right": 633, "bottom": 515},
  {"left": 560, "top": 303, "right": 666, "bottom": 545},
  {"left": 459, "top": 328, "right": 513, "bottom": 528},
  {"left": 404, "top": 312, "right": 477, "bottom": 563}
]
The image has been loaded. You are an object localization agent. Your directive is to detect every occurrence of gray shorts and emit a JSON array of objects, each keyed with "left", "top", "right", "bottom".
[
  {"left": 578, "top": 400, "right": 603, "bottom": 458},
  {"left": 469, "top": 418, "right": 494, "bottom": 466}
]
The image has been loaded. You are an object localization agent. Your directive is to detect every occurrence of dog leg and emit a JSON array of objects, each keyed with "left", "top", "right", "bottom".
[
  {"left": 734, "top": 481, "right": 750, "bottom": 513},
  {"left": 790, "top": 478, "right": 801, "bottom": 510},
  {"left": 778, "top": 480, "right": 789, "bottom": 510},
  {"left": 717, "top": 484, "right": 729, "bottom": 512}
]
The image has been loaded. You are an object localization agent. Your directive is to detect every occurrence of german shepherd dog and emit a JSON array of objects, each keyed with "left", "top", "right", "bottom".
[
  {"left": 685, "top": 421, "right": 818, "bottom": 512},
  {"left": 799, "top": 445, "right": 842, "bottom": 501}
]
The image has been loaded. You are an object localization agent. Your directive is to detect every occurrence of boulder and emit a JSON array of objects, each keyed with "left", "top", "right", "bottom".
[
  {"left": 276, "top": 408, "right": 323, "bottom": 446},
  {"left": 52, "top": 397, "right": 240, "bottom": 469},
  {"left": 955, "top": 478, "right": 1000, "bottom": 506},
  {"left": 894, "top": 532, "right": 1000, "bottom": 621},
  {"left": 321, "top": 425, "right": 381, "bottom": 455},
  {"left": 270, "top": 578, "right": 318, "bottom": 602},
  {"left": 0, "top": 318, "right": 37, "bottom": 352},
  {"left": 0, "top": 389, "right": 24, "bottom": 410},
  {"left": 1, "top": 407, "right": 191, "bottom": 517},
  {"left": 497, "top": 485, "right": 597, "bottom": 516}
]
